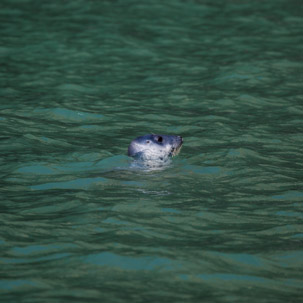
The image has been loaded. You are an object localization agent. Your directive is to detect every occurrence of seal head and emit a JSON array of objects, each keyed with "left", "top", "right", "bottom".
[{"left": 128, "top": 134, "right": 183, "bottom": 162}]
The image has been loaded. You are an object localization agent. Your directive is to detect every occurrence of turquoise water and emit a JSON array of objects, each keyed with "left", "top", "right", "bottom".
[{"left": 1, "top": 0, "right": 302, "bottom": 302}]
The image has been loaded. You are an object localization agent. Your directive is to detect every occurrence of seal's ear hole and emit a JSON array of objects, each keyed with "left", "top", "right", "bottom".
[{"left": 157, "top": 136, "right": 163, "bottom": 143}]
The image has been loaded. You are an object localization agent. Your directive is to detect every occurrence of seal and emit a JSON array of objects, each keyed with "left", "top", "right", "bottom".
[{"left": 128, "top": 134, "right": 183, "bottom": 162}]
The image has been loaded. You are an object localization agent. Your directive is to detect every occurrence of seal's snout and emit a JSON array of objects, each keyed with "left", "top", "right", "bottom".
[
  {"left": 173, "top": 135, "right": 183, "bottom": 156},
  {"left": 175, "top": 135, "right": 183, "bottom": 148}
]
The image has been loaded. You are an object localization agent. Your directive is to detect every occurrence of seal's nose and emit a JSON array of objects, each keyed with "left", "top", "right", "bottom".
[{"left": 178, "top": 136, "right": 183, "bottom": 143}]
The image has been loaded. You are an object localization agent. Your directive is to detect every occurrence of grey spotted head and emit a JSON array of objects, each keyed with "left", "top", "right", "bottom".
[{"left": 128, "top": 134, "right": 183, "bottom": 162}]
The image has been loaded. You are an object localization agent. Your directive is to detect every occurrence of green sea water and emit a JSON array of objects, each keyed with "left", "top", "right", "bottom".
[{"left": 1, "top": 0, "right": 302, "bottom": 302}]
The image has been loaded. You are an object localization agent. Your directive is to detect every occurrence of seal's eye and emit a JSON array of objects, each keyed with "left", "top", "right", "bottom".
[
  {"left": 157, "top": 136, "right": 163, "bottom": 143},
  {"left": 146, "top": 140, "right": 150, "bottom": 143}
]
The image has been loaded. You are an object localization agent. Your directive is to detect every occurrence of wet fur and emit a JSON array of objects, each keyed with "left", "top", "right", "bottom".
[{"left": 128, "top": 134, "right": 183, "bottom": 162}]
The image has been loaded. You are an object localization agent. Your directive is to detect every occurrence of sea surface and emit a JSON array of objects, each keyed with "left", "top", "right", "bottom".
[{"left": 1, "top": 0, "right": 302, "bottom": 302}]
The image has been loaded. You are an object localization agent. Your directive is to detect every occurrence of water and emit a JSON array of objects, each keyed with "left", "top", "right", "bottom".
[{"left": 1, "top": 0, "right": 302, "bottom": 302}]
